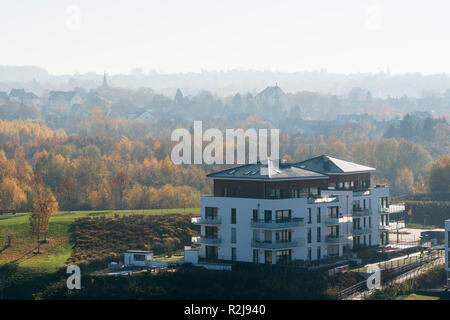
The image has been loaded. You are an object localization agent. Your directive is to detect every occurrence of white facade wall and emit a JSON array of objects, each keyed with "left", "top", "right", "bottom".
[{"left": 196, "top": 186, "right": 390, "bottom": 264}]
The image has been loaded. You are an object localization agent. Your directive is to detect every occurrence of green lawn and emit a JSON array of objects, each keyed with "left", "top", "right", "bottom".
[
  {"left": 406, "top": 223, "right": 440, "bottom": 230},
  {"left": 0, "top": 207, "right": 199, "bottom": 299},
  {"left": 397, "top": 293, "right": 440, "bottom": 300}
]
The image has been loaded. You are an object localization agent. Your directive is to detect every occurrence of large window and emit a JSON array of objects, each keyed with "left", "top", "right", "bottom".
[
  {"left": 253, "top": 249, "right": 259, "bottom": 263},
  {"left": 205, "top": 226, "right": 218, "bottom": 238},
  {"left": 276, "top": 250, "right": 291, "bottom": 264},
  {"left": 231, "top": 208, "right": 236, "bottom": 224},
  {"left": 307, "top": 208, "right": 312, "bottom": 224},
  {"left": 252, "top": 209, "right": 258, "bottom": 222},
  {"left": 134, "top": 254, "right": 145, "bottom": 261},
  {"left": 317, "top": 227, "right": 321, "bottom": 242},
  {"left": 265, "top": 251, "right": 272, "bottom": 264},
  {"left": 317, "top": 208, "right": 321, "bottom": 223},
  {"left": 205, "top": 207, "right": 218, "bottom": 220},
  {"left": 231, "top": 248, "right": 236, "bottom": 261},
  {"left": 264, "top": 210, "right": 272, "bottom": 222},
  {"left": 327, "top": 206, "right": 339, "bottom": 218},
  {"left": 307, "top": 228, "right": 312, "bottom": 243},
  {"left": 275, "top": 209, "right": 291, "bottom": 222},
  {"left": 275, "top": 230, "right": 291, "bottom": 242},
  {"left": 270, "top": 189, "right": 281, "bottom": 199}
]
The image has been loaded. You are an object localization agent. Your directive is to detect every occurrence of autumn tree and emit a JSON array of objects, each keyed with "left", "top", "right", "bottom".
[
  {"left": 427, "top": 155, "right": 450, "bottom": 193},
  {"left": 29, "top": 175, "right": 58, "bottom": 253},
  {"left": 0, "top": 177, "right": 27, "bottom": 211},
  {"left": 394, "top": 168, "right": 415, "bottom": 195}
]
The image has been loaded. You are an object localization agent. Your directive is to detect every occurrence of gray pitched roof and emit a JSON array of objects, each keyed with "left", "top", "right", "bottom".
[
  {"left": 294, "top": 155, "right": 375, "bottom": 174},
  {"left": 9, "top": 89, "right": 38, "bottom": 99},
  {"left": 49, "top": 91, "right": 76, "bottom": 102},
  {"left": 207, "top": 161, "right": 328, "bottom": 181}
]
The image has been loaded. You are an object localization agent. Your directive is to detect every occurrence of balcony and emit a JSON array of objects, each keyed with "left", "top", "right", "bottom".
[
  {"left": 191, "top": 236, "right": 221, "bottom": 245},
  {"left": 379, "top": 203, "right": 405, "bottom": 214},
  {"left": 191, "top": 216, "right": 222, "bottom": 225},
  {"left": 352, "top": 208, "right": 371, "bottom": 217},
  {"left": 251, "top": 238, "right": 305, "bottom": 250},
  {"left": 324, "top": 215, "right": 344, "bottom": 225},
  {"left": 325, "top": 235, "right": 349, "bottom": 244},
  {"left": 352, "top": 227, "right": 372, "bottom": 235},
  {"left": 251, "top": 218, "right": 305, "bottom": 229}
]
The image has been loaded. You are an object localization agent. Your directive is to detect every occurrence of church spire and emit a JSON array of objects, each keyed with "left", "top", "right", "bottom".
[{"left": 102, "top": 71, "right": 109, "bottom": 88}]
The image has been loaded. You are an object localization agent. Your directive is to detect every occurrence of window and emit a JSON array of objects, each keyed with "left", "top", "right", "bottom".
[
  {"left": 134, "top": 254, "right": 145, "bottom": 261},
  {"left": 327, "top": 206, "right": 339, "bottom": 218},
  {"left": 308, "top": 247, "right": 312, "bottom": 261},
  {"left": 270, "top": 188, "right": 281, "bottom": 199},
  {"left": 252, "top": 209, "right": 258, "bottom": 222},
  {"left": 231, "top": 228, "right": 236, "bottom": 244},
  {"left": 233, "top": 188, "right": 240, "bottom": 197},
  {"left": 231, "top": 208, "right": 236, "bottom": 224},
  {"left": 317, "top": 208, "right": 321, "bottom": 223},
  {"left": 307, "top": 208, "right": 312, "bottom": 224},
  {"left": 369, "top": 235, "right": 372, "bottom": 246},
  {"left": 264, "top": 210, "right": 272, "bottom": 222},
  {"left": 265, "top": 251, "right": 272, "bottom": 264},
  {"left": 231, "top": 248, "right": 236, "bottom": 261},
  {"left": 307, "top": 228, "right": 312, "bottom": 243},
  {"left": 276, "top": 209, "right": 291, "bottom": 222},
  {"left": 205, "top": 226, "right": 218, "bottom": 238},
  {"left": 369, "top": 216, "right": 372, "bottom": 228},
  {"left": 276, "top": 250, "right": 291, "bottom": 264},
  {"left": 309, "top": 187, "right": 318, "bottom": 196},
  {"left": 276, "top": 230, "right": 291, "bottom": 242},
  {"left": 317, "top": 247, "right": 321, "bottom": 260},
  {"left": 253, "top": 250, "right": 259, "bottom": 263},
  {"left": 317, "top": 227, "right": 321, "bottom": 242},
  {"left": 205, "top": 207, "right": 218, "bottom": 219}
]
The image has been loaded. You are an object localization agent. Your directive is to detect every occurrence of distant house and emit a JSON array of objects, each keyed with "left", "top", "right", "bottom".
[
  {"left": 256, "top": 85, "right": 291, "bottom": 114},
  {"left": 124, "top": 250, "right": 153, "bottom": 267},
  {"left": 128, "top": 109, "right": 155, "bottom": 123},
  {"left": 9, "top": 89, "right": 40, "bottom": 106},
  {"left": 0, "top": 91, "right": 8, "bottom": 103},
  {"left": 48, "top": 91, "right": 84, "bottom": 109}
]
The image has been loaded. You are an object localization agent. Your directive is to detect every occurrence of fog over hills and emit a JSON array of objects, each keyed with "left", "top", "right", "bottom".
[{"left": 2, "top": 65, "right": 450, "bottom": 98}]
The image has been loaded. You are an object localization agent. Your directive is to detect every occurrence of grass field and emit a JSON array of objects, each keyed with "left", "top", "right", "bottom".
[
  {"left": 397, "top": 293, "right": 440, "bottom": 300},
  {"left": 0, "top": 207, "right": 199, "bottom": 299}
]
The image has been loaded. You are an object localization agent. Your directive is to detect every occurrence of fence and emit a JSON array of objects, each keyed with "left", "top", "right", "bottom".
[{"left": 337, "top": 251, "right": 444, "bottom": 300}]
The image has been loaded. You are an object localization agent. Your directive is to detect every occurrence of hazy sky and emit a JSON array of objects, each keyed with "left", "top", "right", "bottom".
[{"left": 2, "top": 0, "right": 450, "bottom": 75}]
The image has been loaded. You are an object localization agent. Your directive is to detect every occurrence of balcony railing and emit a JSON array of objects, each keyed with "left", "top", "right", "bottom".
[
  {"left": 379, "top": 203, "right": 405, "bottom": 214},
  {"left": 378, "top": 224, "right": 390, "bottom": 232},
  {"left": 324, "top": 215, "right": 344, "bottom": 225},
  {"left": 251, "top": 238, "right": 305, "bottom": 249},
  {"left": 251, "top": 218, "right": 305, "bottom": 229},
  {"left": 352, "top": 208, "right": 371, "bottom": 216},
  {"left": 192, "top": 236, "right": 221, "bottom": 245},
  {"left": 352, "top": 227, "right": 372, "bottom": 235},
  {"left": 191, "top": 216, "right": 222, "bottom": 225},
  {"left": 325, "top": 235, "right": 349, "bottom": 244}
]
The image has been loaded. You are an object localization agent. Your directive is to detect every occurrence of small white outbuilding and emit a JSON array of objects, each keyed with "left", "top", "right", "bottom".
[{"left": 124, "top": 250, "right": 153, "bottom": 267}]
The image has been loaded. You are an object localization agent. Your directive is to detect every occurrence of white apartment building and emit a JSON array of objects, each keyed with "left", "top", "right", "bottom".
[
  {"left": 187, "top": 155, "right": 404, "bottom": 266},
  {"left": 445, "top": 220, "right": 450, "bottom": 288}
]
